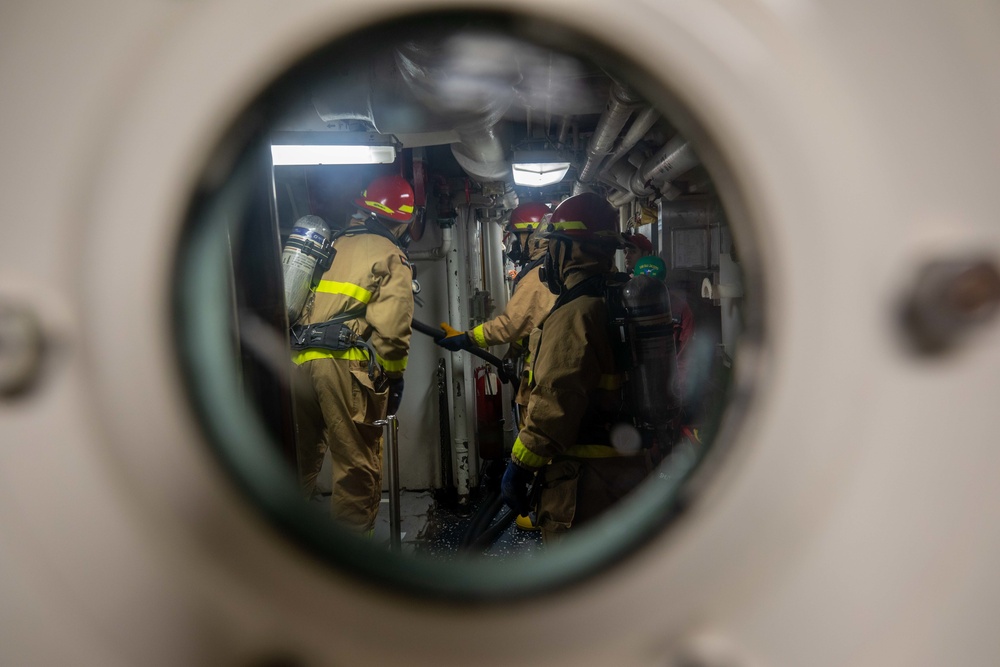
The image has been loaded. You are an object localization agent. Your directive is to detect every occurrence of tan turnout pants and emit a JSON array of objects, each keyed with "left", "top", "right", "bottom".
[
  {"left": 536, "top": 453, "right": 653, "bottom": 544},
  {"left": 293, "top": 357, "right": 388, "bottom": 533}
]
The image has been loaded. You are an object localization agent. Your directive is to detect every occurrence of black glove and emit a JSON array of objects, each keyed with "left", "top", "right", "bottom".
[
  {"left": 435, "top": 322, "right": 473, "bottom": 352},
  {"left": 501, "top": 460, "right": 537, "bottom": 516},
  {"left": 386, "top": 377, "right": 404, "bottom": 416},
  {"left": 437, "top": 332, "right": 472, "bottom": 352}
]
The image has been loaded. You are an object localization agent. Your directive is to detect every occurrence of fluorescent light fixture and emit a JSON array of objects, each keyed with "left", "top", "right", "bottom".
[
  {"left": 511, "top": 161, "right": 571, "bottom": 187},
  {"left": 270, "top": 144, "right": 396, "bottom": 166}
]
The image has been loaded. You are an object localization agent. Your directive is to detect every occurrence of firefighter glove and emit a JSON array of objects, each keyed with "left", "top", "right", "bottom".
[
  {"left": 387, "top": 377, "right": 404, "bottom": 416},
  {"left": 436, "top": 322, "right": 472, "bottom": 352},
  {"left": 501, "top": 460, "right": 536, "bottom": 516}
]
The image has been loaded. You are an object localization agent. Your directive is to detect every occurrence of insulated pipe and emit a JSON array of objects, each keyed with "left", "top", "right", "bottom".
[
  {"left": 451, "top": 126, "right": 511, "bottom": 182},
  {"left": 609, "top": 188, "right": 636, "bottom": 208},
  {"left": 557, "top": 115, "right": 572, "bottom": 148},
  {"left": 601, "top": 106, "right": 660, "bottom": 174},
  {"left": 629, "top": 135, "right": 698, "bottom": 196},
  {"left": 408, "top": 224, "right": 453, "bottom": 262},
  {"left": 576, "top": 82, "right": 642, "bottom": 186}
]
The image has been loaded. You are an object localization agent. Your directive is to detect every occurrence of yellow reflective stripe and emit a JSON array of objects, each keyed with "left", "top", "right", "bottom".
[
  {"left": 565, "top": 444, "right": 627, "bottom": 458},
  {"left": 399, "top": 204, "right": 414, "bottom": 213},
  {"left": 292, "top": 348, "right": 369, "bottom": 365},
  {"left": 363, "top": 200, "right": 396, "bottom": 215},
  {"left": 551, "top": 220, "right": 587, "bottom": 231},
  {"left": 512, "top": 437, "right": 548, "bottom": 469},
  {"left": 598, "top": 373, "right": 625, "bottom": 390},
  {"left": 315, "top": 280, "right": 373, "bottom": 304},
  {"left": 377, "top": 355, "right": 408, "bottom": 372},
  {"left": 293, "top": 347, "right": 406, "bottom": 372},
  {"left": 471, "top": 324, "right": 488, "bottom": 349},
  {"left": 512, "top": 221, "right": 536, "bottom": 230}
]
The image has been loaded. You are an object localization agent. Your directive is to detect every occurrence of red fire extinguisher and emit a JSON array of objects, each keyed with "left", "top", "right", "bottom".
[{"left": 474, "top": 365, "right": 504, "bottom": 460}]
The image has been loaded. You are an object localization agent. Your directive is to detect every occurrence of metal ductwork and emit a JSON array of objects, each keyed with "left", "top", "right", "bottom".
[
  {"left": 311, "top": 39, "right": 515, "bottom": 183},
  {"left": 575, "top": 82, "right": 643, "bottom": 189},
  {"left": 395, "top": 39, "right": 515, "bottom": 182}
]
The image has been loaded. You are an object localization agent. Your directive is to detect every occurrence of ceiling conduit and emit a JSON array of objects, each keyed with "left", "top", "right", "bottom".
[
  {"left": 573, "top": 81, "right": 642, "bottom": 194},
  {"left": 600, "top": 106, "right": 660, "bottom": 174},
  {"left": 628, "top": 134, "right": 698, "bottom": 197}
]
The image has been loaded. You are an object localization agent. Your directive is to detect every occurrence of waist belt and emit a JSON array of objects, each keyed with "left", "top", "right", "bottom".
[{"left": 290, "top": 308, "right": 382, "bottom": 383}]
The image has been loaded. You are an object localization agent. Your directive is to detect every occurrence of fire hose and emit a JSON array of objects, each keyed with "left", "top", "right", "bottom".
[{"left": 412, "top": 318, "right": 516, "bottom": 388}]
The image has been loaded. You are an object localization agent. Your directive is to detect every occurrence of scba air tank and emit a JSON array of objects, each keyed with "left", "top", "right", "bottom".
[
  {"left": 621, "top": 275, "right": 682, "bottom": 441},
  {"left": 281, "top": 215, "right": 331, "bottom": 322}
]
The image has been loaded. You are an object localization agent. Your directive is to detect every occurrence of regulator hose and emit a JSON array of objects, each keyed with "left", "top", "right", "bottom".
[{"left": 412, "top": 318, "right": 514, "bottom": 386}]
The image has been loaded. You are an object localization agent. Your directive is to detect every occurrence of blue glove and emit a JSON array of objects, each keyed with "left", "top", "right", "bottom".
[
  {"left": 435, "top": 322, "right": 473, "bottom": 352},
  {"left": 501, "top": 460, "right": 537, "bottom": 516}
]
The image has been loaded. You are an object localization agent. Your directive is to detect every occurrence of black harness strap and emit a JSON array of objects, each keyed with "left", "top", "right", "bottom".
[{"left": 511, "top": 256, "right": 545, "bottom": 293}]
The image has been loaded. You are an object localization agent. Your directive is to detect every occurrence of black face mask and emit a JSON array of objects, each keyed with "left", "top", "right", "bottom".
[
  {"left": 540, "top": 242, "right": 564, "bottom": 295},
  {"left": 507, "top": 236, "right": 523, "bottom": 263}
]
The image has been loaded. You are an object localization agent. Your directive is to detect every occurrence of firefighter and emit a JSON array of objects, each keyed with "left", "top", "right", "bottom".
[
  {"left": 435, "top": 201, "right": 555, "bottom": 414},
  {"left": 633, "top": 254, "right": 696, "bottom": 420},
  {"left": 501, "top": 193, "right": 655, "bottom": 543},
  {"left": 291, "top": 174, "right": 415, "bottom": 534},
  {"left": 623, "top": 231, "right": 653, "bottom": 274}
]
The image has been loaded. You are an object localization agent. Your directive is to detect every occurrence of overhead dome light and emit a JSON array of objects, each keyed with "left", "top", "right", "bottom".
[
  {"left": 512, "top": 161, "right": 572, "bottom": 187},
  {"left": 511, "top": 150, "right": 573, "bottom": 187}
]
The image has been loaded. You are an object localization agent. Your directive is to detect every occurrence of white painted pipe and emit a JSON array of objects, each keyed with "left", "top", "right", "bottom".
[
  {"left": 446, "top": 206, "right": 471, "bottom": 502},
  {"left": 483, "top": 219, "right": 516, "bottom": 449},
  {"left": 462, "top": 212, "right": 483, "bottom": 488},
  {"left": 408, "top": 224, "right": 453, "bottom": 262}
]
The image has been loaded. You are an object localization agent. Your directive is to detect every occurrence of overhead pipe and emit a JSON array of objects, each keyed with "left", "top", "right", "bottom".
[
  {"left": 574, "top": 82, "right": 643, "bottom": 190},
  {"left": 628, "top": 135, "right": 699, "bottom": 197},
  {"left": 557, "top": 115, "right": 572, "bottom": 148},
  {"left": 608, "top": 188, "right": 635, "bottom": 208},
  {"left": 600, "top": 106, "right": 660, "bottom": 174}
]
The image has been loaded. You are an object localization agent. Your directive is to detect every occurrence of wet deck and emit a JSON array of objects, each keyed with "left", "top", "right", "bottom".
[{"left": 372, "top": 489, "right": 543, "bottom": 558}]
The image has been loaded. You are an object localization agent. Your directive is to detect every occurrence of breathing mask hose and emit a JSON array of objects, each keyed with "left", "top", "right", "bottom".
[{"left": 411, "top": 318, "right": 514, "bottom": 386}]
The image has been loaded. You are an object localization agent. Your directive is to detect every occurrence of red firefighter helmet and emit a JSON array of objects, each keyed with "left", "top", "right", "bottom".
[
  {"left": 354, "top": 174, "right": 416, "bottom": 223},
  {"left": 547, "top": 193, "right": 622, "bottom": 245},
  {"left": 507, "top": 201, "right": 551, "bottom": 234}
]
